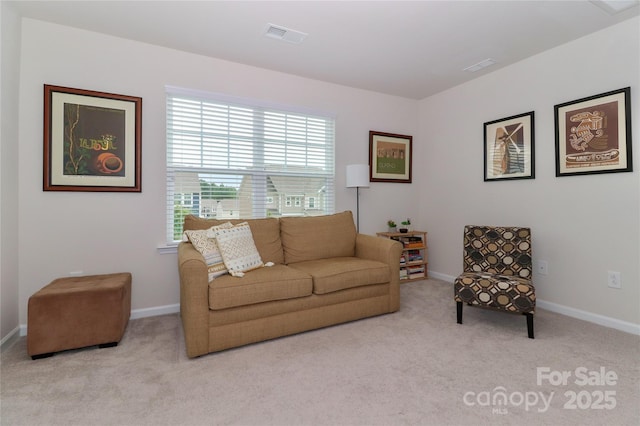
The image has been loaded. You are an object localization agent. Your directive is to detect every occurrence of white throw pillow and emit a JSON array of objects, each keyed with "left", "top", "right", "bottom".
[{"left": 211, "top": 222, "right": 264, "bottom": 277}]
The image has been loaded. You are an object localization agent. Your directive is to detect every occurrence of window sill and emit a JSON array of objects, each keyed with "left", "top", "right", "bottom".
[{"left": 157, "top": 244, "right": 178, "bottom": 255}]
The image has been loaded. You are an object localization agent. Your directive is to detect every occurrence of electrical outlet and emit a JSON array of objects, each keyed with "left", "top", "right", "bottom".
[
  {"left": 607, "top": 271, "right": 621, "bottom": 289},
  {"left": 69, "top": 271, "right": 84, "bottom": 276},
  {"left": 537, "top": 260, "right": 548, "bottom": 275}
]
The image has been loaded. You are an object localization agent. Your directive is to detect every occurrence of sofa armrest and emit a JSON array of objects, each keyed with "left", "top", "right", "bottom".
[
  {"left": 178, "top": 242, "right": 210, "bottom": 358},
  {"left": 355, "top": 234, "right": 403, "bottom": 311}
]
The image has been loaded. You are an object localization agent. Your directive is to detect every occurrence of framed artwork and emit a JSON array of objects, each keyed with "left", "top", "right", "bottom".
[
  {"left": 369, "top": 131, "right": 412, "bottom": 183},
  {"left": 43, "top": 85, "right": 142, "bottom": 192},
  {"left": 555, "top": 87, "right": 632, "bottom": 177},
  {"left": 484, "top": 111, "right": 535, "bottom": 181}
]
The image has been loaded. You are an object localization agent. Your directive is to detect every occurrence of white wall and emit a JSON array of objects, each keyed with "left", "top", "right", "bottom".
[
  {"left": 0, "top": 2, "right": 21, "bottom": 342},
  {"left": 8, "top": 15, "right": 639, "bottom": 337},
  {"left": 419, "top": 17, "right": 640, "bottom": 327},
  {"left": 15, "top": 19, "right": 418, "bottom": 326}
]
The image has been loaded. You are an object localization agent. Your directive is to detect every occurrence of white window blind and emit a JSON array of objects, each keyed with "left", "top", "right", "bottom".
[{"left": 166, "top": 89, "right": 335, "bottom": 243}]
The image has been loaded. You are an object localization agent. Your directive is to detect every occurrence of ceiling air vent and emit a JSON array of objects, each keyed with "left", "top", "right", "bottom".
[
  {"left": 590, "top": 0, "right": 639, "bottom": 15},
  {"left": 463, "top": 58, "right": 497, "bottom": 73},
  {"left": 264, "top": 24, "right": 308, "bottom": 44}
]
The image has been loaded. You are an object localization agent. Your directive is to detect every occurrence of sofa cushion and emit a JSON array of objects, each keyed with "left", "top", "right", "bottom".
[
  {"left": 183, "top": 216, "right": 284, "bottom": 264},
  {"left": 280, "top": 211, "right": 357, "bottom": 264},
  {"left": 288, "top": 257, "right": 390, "bottom": 295},
  {"left": 208, "top": 265, "right": 313, "bottom": 310}
]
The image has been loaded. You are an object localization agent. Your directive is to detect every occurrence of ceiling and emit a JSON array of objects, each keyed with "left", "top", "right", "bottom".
[{"left": 10, "top": 0, "right": 640, "bottom": 100}]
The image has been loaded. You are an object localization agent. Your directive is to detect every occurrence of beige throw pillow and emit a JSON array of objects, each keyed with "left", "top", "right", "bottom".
[
  {"left": 183, "top": 223, "right": 232, "bottom": 281},
  {"left": 211, "top": 222, "right": 265, "bottom": 277}
]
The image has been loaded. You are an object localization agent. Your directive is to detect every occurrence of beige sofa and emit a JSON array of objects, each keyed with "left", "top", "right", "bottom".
[{"left": 178, "top": 211, "right": 403, "bottom": 358}]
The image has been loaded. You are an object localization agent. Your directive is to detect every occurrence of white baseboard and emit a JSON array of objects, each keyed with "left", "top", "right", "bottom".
[
  {"left": 0, "top": 326, "right": 21, "bottom": 352},
  {"left": 428, "top": 269, "right": 640, "bottom": 336},
  {"left": 536, "top": 300, "right": 640, "bottom": 336},
  {"left": 429, "top": 270, "right": 456, "bottom": 282},
  {"left": 13, "top": 304, "right": 181, "bottom": 338},
  {"left": 130, "top": 303, "right": 180, "bottom": 320}
]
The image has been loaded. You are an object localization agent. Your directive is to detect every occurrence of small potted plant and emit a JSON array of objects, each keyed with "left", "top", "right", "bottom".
[
  {"left": 399, "top": 218, "right": 411, "bottom": 233},
  {"left": 387, "top": 220, "right": 397, "bottom": 233}
]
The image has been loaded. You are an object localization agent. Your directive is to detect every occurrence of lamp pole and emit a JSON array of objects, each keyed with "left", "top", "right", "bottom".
[
  {"left": 355, "top": 186, "right": 361, "bottom": 232},
  {"left": 346, "top": 164, "right": 370, "bottom": 233}
]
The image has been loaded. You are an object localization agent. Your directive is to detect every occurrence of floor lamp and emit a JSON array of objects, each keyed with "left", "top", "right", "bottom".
[{"left": 346, "top": 164, "right": 370, "bottom": 232}]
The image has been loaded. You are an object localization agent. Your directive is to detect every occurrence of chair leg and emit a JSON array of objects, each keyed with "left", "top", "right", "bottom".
[
  {"left": 525, "top": 313, "right": 534, "bottom": 339},
  {"left": 456, "top": 301, "right": 463, "bottom": 324}
]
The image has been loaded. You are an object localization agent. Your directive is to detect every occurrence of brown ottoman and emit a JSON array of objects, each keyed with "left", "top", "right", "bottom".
[{"left": 27, "top": 273, "right": 131, "bottom": 359}]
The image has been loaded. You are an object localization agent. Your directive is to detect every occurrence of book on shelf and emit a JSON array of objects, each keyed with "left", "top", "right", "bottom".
[
  {"left": 387, "top": 235, "right": 424, "bottom": 249},
  {"left": 404, "top": 243, "right": 423, "bottom": 249},
  {"left": 407, "top": 252, "right": 422, "bottom": 262},
  {"left": 398, "top": 236, "right": 422, "bottom": 242},
  {"left": 401, "top": 237, "right": 423, "bottom": 248}
]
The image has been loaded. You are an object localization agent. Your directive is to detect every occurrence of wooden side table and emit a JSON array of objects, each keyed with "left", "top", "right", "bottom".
[{"left": 377, "top": 231, "right": 427, "bottom": 282}]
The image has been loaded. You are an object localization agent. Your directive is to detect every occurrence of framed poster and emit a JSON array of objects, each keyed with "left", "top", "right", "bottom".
[
  {"left": 43, "top": 85, "right": 142, "bottom": 192},
  {"left": 369, "top": 131, "right": 412, "bottom": 183},
  {"left": 484, "top": 111, "right": 535, "bottom": 181},
  {"left": 555, "top": 87, "right": 632, "bottom": 177}
]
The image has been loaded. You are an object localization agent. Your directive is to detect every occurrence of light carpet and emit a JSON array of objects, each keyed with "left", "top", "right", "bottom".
[{"left": 1, "top": 279, "right": 638, "bottom": 425}]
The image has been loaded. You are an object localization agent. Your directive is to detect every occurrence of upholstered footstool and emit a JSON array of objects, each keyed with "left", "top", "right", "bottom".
[{"left": 27, "top": 273, "right": 131, "bottom": 359}]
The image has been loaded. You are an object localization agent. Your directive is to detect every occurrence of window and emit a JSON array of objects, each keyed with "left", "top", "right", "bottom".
[
  {"left": 285, "top": 196, "right": 302, "bottom": 207},
  {"left": 166, "top": 88, "right": 335, "bottom": 242},
  {"left": 307, "top": 197, "right": 316, "bottom": 209}
]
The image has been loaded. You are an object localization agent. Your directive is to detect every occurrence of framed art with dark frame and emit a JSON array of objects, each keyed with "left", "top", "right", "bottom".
[
  {"left": 554, "top": 87, "right": 632, "bottom": 177},
  {"left": 43, "top": 85, "right": 142, "bottom": 192},
  {"left": 369, "top": 131, "right": 412, "bottom": 183},
  {"left": 483, "top": 111, "right": 535, "bottom": 181}
]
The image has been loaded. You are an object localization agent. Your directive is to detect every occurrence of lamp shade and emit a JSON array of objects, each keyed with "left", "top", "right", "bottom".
[{"left": 346, "top": 164, "right": 370, "bottom": 188}]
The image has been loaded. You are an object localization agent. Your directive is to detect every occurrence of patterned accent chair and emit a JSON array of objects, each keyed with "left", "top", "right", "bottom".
[{"left": 454, "top": 226, "right": 535, "bottom": 338}]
